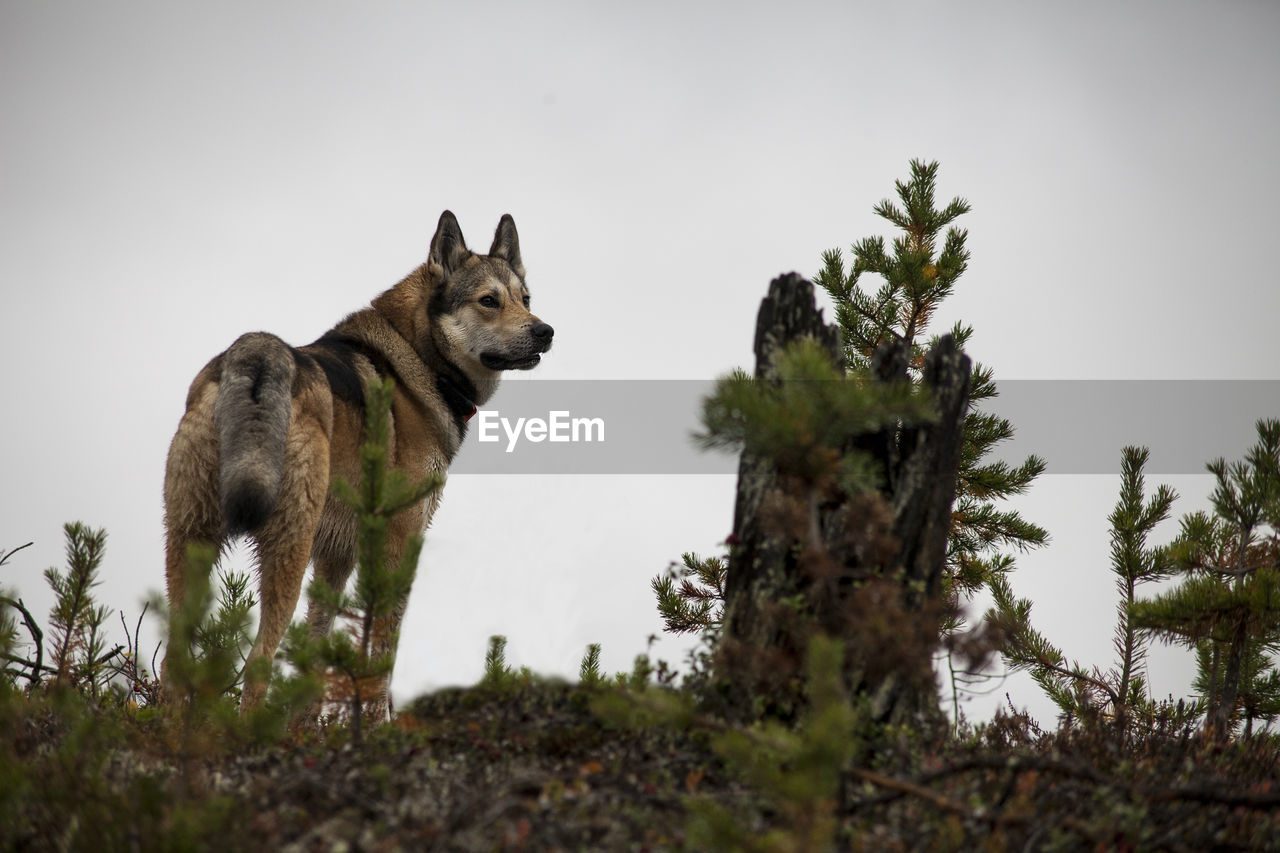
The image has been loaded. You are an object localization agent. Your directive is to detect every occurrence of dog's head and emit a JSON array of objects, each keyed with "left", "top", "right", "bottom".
[{"left": 427, "top": 211, "right": 553, "bottom": 382}]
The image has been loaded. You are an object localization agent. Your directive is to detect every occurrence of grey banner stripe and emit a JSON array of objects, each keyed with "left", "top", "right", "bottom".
[{"left": 450, "top": 380, "right": 1280, "bottom": 475}]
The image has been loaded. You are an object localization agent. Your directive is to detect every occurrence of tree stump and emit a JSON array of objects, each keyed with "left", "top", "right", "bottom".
[{"left": 718, "top": 272, "right": 971, "bottom": 727}]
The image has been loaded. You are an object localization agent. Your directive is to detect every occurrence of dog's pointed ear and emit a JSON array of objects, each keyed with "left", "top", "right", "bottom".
[
  {"left": 428, "top": 210, "right": 470, "bottom": 277},
  {"left": 488, "top": 214, "right": 524, "bottom": 279}
]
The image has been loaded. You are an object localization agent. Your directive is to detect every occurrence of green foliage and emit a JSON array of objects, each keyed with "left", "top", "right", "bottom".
[
  {"left": 0, "top": 686, "right": 251, "bottom": 851},
  {"left": 686, "top": 635, "right": 860, "bottom": 853},
  {"left": 8, "top": 526, "right": 162, "bottom": 707},
  {"left": 157, "top": 561, "right": 258, "bottom": 710},
  {"left": 161, "top": 544, "right": 320, "bottom": 756},
  {"left": 1108, "top": 448, "right": 1178, "bottom": 710},
  {"left": 1, "top": 526, "right": 150, "bottom": 706},
  {"left": 652, "top": 552, "right": 727, "bottom": 636},
  {"left": 44, "top": 523, "right": 114, "bottom": 695},
  {"left": 594, "top": 634, "right": 864, "bottom": 852},
  {"left": 814, "top": 160, "right": 1047, "bottom": 610},
  {"left": 326, "top": 379, "right": 441, "bottom": 652},
  {"left": 1, "top": 546, "right": 1277, "bottom": 850},
  {"left": 481, "top": 634, "right": 513, "bottom": 685},
  {"left": 160, "top": 544, "right": 247, "bottom": 722},
  {"left": 613, "top": 653, "right": 657, "bottom": 691},
  {"left": 282, "top": 377, "right": 442, "bottom": 745},
  {"left": 0, "top": 528, "right": 319, "bottom": 850},
  {"left": 655, "top": 330, "right": 935, "bottom": 648},
  {"left": 814, "top": 160, "right": 971, "bottom": 367},
  {"left": 194, "top": 569, "right": 257, "bottom": 679},
  {"left": 988, "top": 572, "right": 1101, "bottom": 718},
  {"left": 696, "top": 337, "right": 933, "bottom": 497},
  {"left": 948, "top": 360, "right": 1048, "bottom": 595},
  {"left": 988, "top": 447, "right": 1176, "bottom": 730},
  {"left": 1194, "top": 640, "right": 1280, "bottom": 737},
  {"left": 159, "top": 544, "right": 314, "bottom": 751},
  {"left": 653, "top": 164, "right": 1043, "bottom": 738},
  {"left": 695, "top": 326, "right": 975, "bottom": 725},
  {"left": 1131, "top": 419, "right": 1280, "bottom": 737},
  {"left": 469, "top": 634, "right": 536, "bottom": 693},
  {"left": 579, "top": 642, "right": 604, "bottom": 686}
]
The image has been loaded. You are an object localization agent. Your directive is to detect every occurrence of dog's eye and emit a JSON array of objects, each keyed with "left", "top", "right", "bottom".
[
  {"left": 522, "top": 295, "right": 530, "bottom": 308},
  {"left": 479, "top": 295, "right": 500, "bottom": 309}
]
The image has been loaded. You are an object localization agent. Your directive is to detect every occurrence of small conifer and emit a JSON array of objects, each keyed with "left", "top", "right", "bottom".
[
  {"left": 1131, "top": 419, "right": 1280, "bottom": 738},
  {"left": 988, "top": 447, "right": 1175, "bottom": 730},
  {"left": 44, "top": 523, "right": 113, "bottom": 696},
  {"left": 283, "top": 377, "right": 442, "bottom": 744},
  {"left": 814, "top": 160, "right": 1047, "bottom": 616}
]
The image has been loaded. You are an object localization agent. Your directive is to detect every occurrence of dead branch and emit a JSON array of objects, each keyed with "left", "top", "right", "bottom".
[
  {"left": 0, "top": 595, "right": 45, "bottom": 688},
  {"left": 0, "top": 542, "right": 34, "bottom": 566}
]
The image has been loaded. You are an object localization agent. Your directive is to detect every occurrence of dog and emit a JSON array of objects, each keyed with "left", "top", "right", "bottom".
[{"left": 160, "top": 211, "right": 552, "bottom": 713}]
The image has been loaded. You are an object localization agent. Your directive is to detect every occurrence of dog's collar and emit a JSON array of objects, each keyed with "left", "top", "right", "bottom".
[{"left": 435, "top": 370, "right": 479, "bottom": 428}]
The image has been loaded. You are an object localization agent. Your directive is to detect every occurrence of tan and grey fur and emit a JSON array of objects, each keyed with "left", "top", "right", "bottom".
[{"left": 161, "top": 211, "right": 552, "bottom": 713}]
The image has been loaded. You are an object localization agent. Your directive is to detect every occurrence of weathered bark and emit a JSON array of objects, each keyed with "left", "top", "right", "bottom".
[
  {"left": 890, "top": 334, "right": 970, "bottom": 604},
  {"left": 719, "top": 273, "right": 971, "bottom": 727},
  {"left": 723, "top": 273, "right": 843, "bottom": 641}
]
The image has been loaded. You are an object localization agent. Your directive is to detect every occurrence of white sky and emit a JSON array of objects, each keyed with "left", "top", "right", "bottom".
[{"left": 2, "top": 1, "right": 1278, "bottom": 724}]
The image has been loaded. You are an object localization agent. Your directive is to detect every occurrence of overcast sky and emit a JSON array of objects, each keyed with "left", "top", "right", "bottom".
[{"left": 2, "top": 1, "right": 1278, "bottom": 724}]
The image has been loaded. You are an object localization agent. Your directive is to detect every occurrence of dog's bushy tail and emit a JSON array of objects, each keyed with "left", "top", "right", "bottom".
[{"left": 215, "top": 333, "right": 295, "bottom": 535}]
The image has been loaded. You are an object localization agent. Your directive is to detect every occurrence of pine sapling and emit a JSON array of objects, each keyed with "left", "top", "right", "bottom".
[
  {"left": 156, "top": 543, "right": 248, "bottom": 786},
  {"left": 579, "top": 642, "right": 604, "bottom": 687},
  {"left": 1108, "top": 446, "right": 1177, "bottom": 731},
  {"left": 987, "top": 446, "right": 1175, "bottom": 733},
  {"left": 44, "top": 523, "right": 116, "bottom": 696},
  {"left": 814, "top": 161, "right": 1047, "bottom": 703},
  {"left": 195, "top": 571, "right": 257, "bottom": 681},
  {"left": 1131, "top": 419, "right": 1280, "bottom": 739},
  {"left": 285, "top": 377, "right": 442, "bottom": 745},
  {"left": 481, "top": 634, "right": 513, "bottom": 687}
]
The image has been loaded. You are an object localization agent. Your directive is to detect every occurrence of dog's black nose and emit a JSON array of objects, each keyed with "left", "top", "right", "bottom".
[{"left": 532, "top": 323, "right": 554, "bottom": 341}]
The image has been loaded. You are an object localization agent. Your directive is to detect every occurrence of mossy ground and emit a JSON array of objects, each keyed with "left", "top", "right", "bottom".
[{"left": 4, "top": 678, "right": 1278, "bottom": 852}]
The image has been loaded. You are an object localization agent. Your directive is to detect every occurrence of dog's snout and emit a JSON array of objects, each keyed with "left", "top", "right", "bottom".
[{"left": 531, "top": 322, "right": 554, "bottom": 341}]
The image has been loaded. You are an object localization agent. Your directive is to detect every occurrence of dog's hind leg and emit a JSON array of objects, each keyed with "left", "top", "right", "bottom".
[
  {"left": 293, "top": 539, "right": 356, "bottom": 725},
  {"left": 239, "top": 400, "right": 332, "bottom": 713},
  {"left": 160, "top": 381, "right": 226, "bottom": 701}
]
